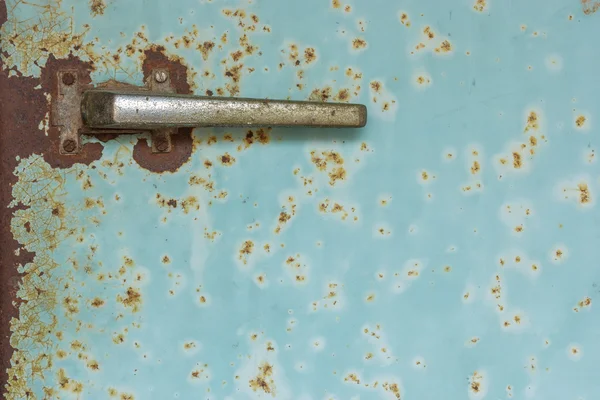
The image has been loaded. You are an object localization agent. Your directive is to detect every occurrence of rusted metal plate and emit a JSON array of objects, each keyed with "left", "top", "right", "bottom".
[{"left": 2, "top": 0, "right": 600, "bottom": 399}]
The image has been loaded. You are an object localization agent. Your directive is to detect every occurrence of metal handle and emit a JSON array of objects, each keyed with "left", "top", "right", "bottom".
[
  {"left": 53, "top": 69, "right": 368, "bottom": 155},
  {"left": 81, "top": 90, "right": 367, "bottom": 129}
]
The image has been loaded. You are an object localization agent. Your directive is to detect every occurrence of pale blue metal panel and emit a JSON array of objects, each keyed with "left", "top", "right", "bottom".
[{"left": 2, "top": 0, "right": 600, "bottom": 399}]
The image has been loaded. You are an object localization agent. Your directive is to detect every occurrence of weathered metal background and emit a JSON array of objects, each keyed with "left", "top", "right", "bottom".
[{"left": 2, "top": 0, "right": 600, "bottom": 398}]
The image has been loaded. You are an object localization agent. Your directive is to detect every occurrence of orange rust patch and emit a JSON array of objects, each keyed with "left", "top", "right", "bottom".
[
  {"left": 512, "top": 152, "right": 522, "bottom": 169},
  {"left": 304, "top": 47, "right": 317, "bottom": 64},
  {"left": 370, "top": 81, "right": 382, "bottom": 93},
  {"left": 334, "top": 88, "right": 351, "bottom": 102},
  {"left": 91, "top": 297, "right": 105, "bottom": 308},
  {"left": 241, "top": 128, "right": 271, "bottom": 149},
  {"left": 117, "top": 287, "right": 142, "bottom": 313},
  {"left": 352, "top": 38, "right": 368, "bottom": 50},
  {"left": 524, "top": 111, "right": 539, "bottom": 132},
  {"left": 435, "top": 40, "right": 453, "bottom": 53},
  {"left": 219, "top": 152, "right": 236, "bottom": 166},
  {"left": 575, "top": 296, "right": 592, "bottom": 312},
  {"left": 238, "top": 240, "right": 255, "bottom": 265},
  {"left": 309, "top": 87, "right": 332, "bottom": 102},
  {"left": 578, "top": 183, "right": 591, "bottom": 204},
  {"left": 416, "top": 76, "right": 430, "bottom": 85},
  {"left": 423, "top": 26, "right": 435, "bottom": 39},
  {"left": 473, "top": 0, "right": 486, "bottom": 12},
  {"left": 249, "top": 362, "right": 276, "bottom": 395},
  {"left": 470, "top": 371, "right": 483, "bottom": 393},
  {"left": 383, "top": 382, "right": 402, "bottom": 399},
  {"left": 399, "top": 12, "right": 411, "bottom": 27},
  {"left": 582, "top": 0, "right": 600, "bottom": 14},
  {"left": 89, "top": 0, "right": 106, "bottom": 16},
  {"left": 575, "top": 115, "right": 586, "bottom": 127}
]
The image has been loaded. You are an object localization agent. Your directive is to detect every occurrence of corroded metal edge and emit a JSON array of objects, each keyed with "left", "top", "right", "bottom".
[
  {"left": 0, "top": 50, "right": 103, "bottom": 398},
  {"left": 0, "top": 43, "right": 199, "bottom": 393}
]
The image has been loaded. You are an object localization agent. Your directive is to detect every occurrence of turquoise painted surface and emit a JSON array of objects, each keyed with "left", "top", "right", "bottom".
[{"left": 3, "top": 0, "right": 600, "bottom": 398}]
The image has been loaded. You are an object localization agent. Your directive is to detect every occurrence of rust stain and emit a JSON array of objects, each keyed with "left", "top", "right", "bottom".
[
  {"left": 238, "top": 240, "right": 255, "bottom": 265},
  {"left": 473, "top": 0, "right": 487, "bottom": 12},
  {"left": 582, "top": 0, "right": 600, "bottom": 14},
  {"left": 0, "top": 0, "right": 6, "bottom": 27},
  {"left": 577, "top": 182, "right": 591, "bottom": 204},
  {"left": 89, "top": 0, "right": 106, "bottom": 16},
  {"left": 132, "top": 47, "right": 193, "bottom": 173},
  {"left": 0, "top": 50, "right": 104, "bottom": 395},
  {"left": 383, "top": 382, "right": 402, "bottom": 399},
  {"left": 352, "top": 37, "right": 368, "bottom": 50},
  {"left": 249, "top": 362, "right": 276, "bottom": 396},
  {"left": 434, "top": 40, "right": 453, "bottom": 53},
  {"left": 219, "top": 152, "right": 236, "bottom": 166},
  {"left": 399, "top": 12, "right": 411, "bottom": 27}
]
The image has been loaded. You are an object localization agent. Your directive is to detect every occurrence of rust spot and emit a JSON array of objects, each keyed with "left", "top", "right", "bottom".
[
  {"left": 473, "top": 0, "right": 486, "bottom": 12},
  {"left": 512, "top": 151, "right": 522, "bottom": 169},
  {"left": 470, "top": 371, "right": 483, "bottom": 393},
  {"left": 434, "top": 40, "right": 453, "bottom": 53},
  {"left": 89, "top": 0, "right": 106, "bottom": 16},
  {"left": 423, "top": 26, "right": 435, "bottom": 39},
  {"left": 238, "top": 240, "right": 255, "bottom": 265},
  {"left": 220, "top": 152, "right": 236, "bottom": 166},
  {"left": 515, "top": 225, "right": 524, "bottom": 233},
  {"left": 525, "top": 111, "right": 539, "bottom": 132},
  {"left": 383, "top": 382, "right": 401, "bottom": 399},
  {"left": 241, "top": 128, "right": 271, "bottom": 148},
  {"left": 582, "top": 0, "right": 600, "bottom": 14},
  {"left": 198, "top": 41, "right": 215, "bottom": 60},
  {"left": 91, "top": 298, "right": 105, "bottom": 308},
  {"left": 117, "top": 287, "right": 142, "bottom": 312},
  {"left": 399, "top": 12, "right": 411, "bottom": 27},
  {"left": 332, "top": 0, "right": 342, "bottom": 8},
  {"left": 334, "top": 88, "right": 350, "bottom": 102},
  {"left": 352, "top": 38, "right": 368, "bottom": 50},
  {"left": 309, "top": 87, "right": 332, "bottom": 102},
  {"left": 370, "top": 81, "right": 382, "bottom": 94},
  {"left": 575, "top": 115, "right": 586, "bottom": 127},
  {"left": 249, "top": 362, "right": 276, "bottom": 395},
  {"left": 231, "top": 50, "right": 244, "bottom": 62},
  {"left": 304, "top": 47, "right": 317, "bottom": 64},
  {"left": 416, "top": 76, "right": 430, "bottom": 85},
  {"left": 344, "top": 373, "right": 361, "bottom": 384},
  {"left": 578, "top": 183, "right": 591, "bottom": 204}
]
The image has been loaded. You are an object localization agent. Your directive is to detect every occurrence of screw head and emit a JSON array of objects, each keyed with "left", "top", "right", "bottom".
[
  {"left": 62, "top": 72, "right": 76, "bottom": 86},
  {"left": 62, "top": 139, "right": 77, "bottom": 153},
  {"left": 155, "top": 139, "right": 169, "bottom": 152},
  {"left": 154, "top": 70, "right": 168, "bottom": 83}
]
